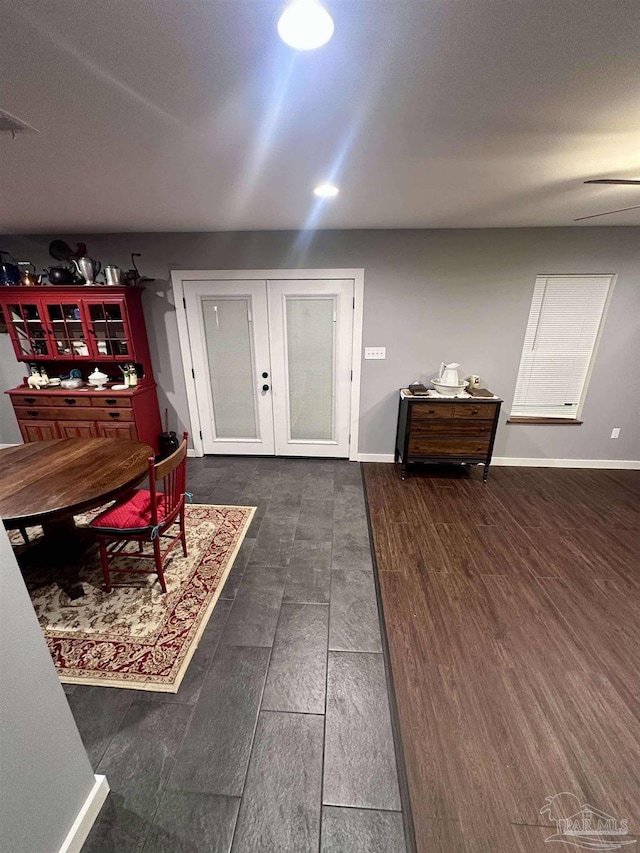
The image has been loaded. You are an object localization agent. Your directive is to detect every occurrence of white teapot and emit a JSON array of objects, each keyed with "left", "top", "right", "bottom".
[{"left": 439, "top": 362, "right": 460, "bottom": 385}]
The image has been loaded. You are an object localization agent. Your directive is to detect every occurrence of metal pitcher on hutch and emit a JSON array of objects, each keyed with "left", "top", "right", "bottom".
[{"left": 71, "top": 254, "right": 102, "bottom": 285}]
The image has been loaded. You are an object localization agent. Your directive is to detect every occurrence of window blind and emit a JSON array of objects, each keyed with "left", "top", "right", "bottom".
[
  {"left": 286, "top": 297, "right": 336, "bottom": 441},
  {"left": 511, "top": 275, "right": 613, "bottom": 419}
]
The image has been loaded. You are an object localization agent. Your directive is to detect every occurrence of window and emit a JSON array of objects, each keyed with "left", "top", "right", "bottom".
[{"left": 510, "top": 274, "right": 614, "bottom": 422}]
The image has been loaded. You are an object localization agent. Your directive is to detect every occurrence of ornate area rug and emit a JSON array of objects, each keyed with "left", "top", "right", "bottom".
[{"left": 10, "top": 504, "right": 255, "bottom": 692}]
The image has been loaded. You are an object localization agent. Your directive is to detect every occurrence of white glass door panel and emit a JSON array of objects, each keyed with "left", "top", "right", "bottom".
[
  {"left": 185, "top": 281, "right": 274, "bottom": 455},
  {"left": 268, "top": 279, "right": 353, "bottom": 457}
]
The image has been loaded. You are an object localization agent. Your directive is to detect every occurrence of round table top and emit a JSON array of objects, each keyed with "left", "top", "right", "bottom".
[{"left": 0, "top": 439, "right": 154, "bottom": 524}]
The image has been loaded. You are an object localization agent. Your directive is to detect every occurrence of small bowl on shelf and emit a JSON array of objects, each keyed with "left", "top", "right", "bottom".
[{"left": 60, "top": 378, "right": 84, "bottom": 390}]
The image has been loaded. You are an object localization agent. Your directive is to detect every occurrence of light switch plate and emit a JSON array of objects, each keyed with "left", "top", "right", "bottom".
[
  {"left": 611, "top": 428, "right": 621, "bottom": 438},
  {"left": 365, "top": 347, "right": 386, "bottom": 359}
]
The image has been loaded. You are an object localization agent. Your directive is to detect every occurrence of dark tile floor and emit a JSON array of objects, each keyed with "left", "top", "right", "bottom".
[{"left": 69, "top": 456, "right": 407, "bottom": 853}]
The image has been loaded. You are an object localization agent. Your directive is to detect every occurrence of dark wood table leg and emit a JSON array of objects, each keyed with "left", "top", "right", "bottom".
[{"left": 41, "top": 515, "right": 87, "bottom": 600}]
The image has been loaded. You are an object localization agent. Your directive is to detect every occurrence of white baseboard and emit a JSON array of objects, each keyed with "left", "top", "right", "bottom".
[
  {"left": 58, "top": 775, "right": 109, "bottom": 853},
  {"left": 357, "top": 453, "right": 396, "bottom": 463},
  {"left": 492, "top": 457, "right": 640, "bottom": 469},
  {"left": 0, "top": 443, "right": 19, "bottom": 449},
  {"left": 356, "top": 453, "right": 640, "bottom": 470},
  {"left": 187, "top": 448, "right": 199, "bottom": 458}
]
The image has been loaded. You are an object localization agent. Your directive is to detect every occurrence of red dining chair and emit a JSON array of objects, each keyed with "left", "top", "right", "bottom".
[{"left": 89, "top": 432, "right": 189, "bottom": 593}]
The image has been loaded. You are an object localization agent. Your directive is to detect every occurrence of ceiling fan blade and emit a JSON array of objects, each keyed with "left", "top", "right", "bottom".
[
  {"left": 574, "top": 204, "right": 640, "bottom": 221},
  {"left": 584, "top": 179, "right": 640, "bottom": 185}
]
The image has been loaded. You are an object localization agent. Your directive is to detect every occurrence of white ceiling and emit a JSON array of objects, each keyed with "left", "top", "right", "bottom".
[{"left": 2, "top": 0, "right": 640, "bottom": 232}]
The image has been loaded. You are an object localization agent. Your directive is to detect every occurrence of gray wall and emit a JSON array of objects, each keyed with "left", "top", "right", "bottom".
[
  {"left": 0, "top": 522, "right": 98, "bottom": 853},
  {"left": 2, "top": 228, "right": 639, "bottom": 459},
  {"left": 0, "top": 334, "right": 27, "bottom": 445}
]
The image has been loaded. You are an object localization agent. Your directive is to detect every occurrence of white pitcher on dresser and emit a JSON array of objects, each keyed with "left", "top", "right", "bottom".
[{"left": 439, "top": 362, "right": 461, "bottom": 385}]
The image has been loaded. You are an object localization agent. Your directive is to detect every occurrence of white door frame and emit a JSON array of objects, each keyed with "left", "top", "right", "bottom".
[{"left": 171, "top": 269, "right": 365, "bottom": 460}]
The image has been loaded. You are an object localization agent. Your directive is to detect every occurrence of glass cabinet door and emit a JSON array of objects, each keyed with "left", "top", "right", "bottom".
[
  {"left": 4, "top": 301, "right": 52, "bottom": 359},
  {"left": 86, "top": 300, "right": 131, "bottom": 359},
  {"left": 42, "top": 301, "right": 90, "bottom": 359}
]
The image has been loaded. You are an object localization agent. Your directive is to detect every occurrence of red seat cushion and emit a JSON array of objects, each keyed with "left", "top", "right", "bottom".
[{"left": 90, "top": 490, "right": 167, "bottom": 533}]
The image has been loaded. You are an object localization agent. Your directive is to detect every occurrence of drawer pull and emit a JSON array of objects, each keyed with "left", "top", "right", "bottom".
[
  {"left": 428, "top": 409, "right": 435, "bottom": 414},
  {"left": 472, "top": 409, "right": 479, "bottom": 415},
  {"left": 24, "top": 397, "right": 35, "bottom": 405},
  {"left": 27, "top": 410, "right": 38, "bottom": 417},
  {"left": 64, "top": 398, "right": 77, "bottom": 406},
  {"left": 109, "top": 411, "right": 121, "bottom": 419},
  {"left": 106, "top": 398, "right": 117, "bottom": 406}
]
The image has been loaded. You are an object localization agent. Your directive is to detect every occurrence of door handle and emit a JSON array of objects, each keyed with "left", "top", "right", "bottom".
[{"left": 262, "top": 384, "right": 270, "bottom": 392}]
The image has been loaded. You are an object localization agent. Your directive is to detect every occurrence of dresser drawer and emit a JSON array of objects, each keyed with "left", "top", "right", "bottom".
[
  {"left": 57, "top": 395, "right": 89, "bottom": 408},
  {"left": 12, "top": 394, "right": 56, "bottom": 407},
  {"left": 90, "top": 408, "right": 135, "bottom": 422},
  {"left": 411, "top": 403, "right": 454, "bottom": 420},
  {"left": 16, "top": 405, "right": 93, "bottom": 421},
  {"left": 91, "top": 395, "right": 133, "bottom": 409},
  {"left": 410, "top": 419, "right": 494, "bottom": 438},
  {"left": 408, "top": 437, "right": 491, "bottom": 458},
  {"left": 452, "top": 403, "right": 498, "bottom": 420},
  {"left": 15, "top": 405, "right": 134, "bottom": 422}
]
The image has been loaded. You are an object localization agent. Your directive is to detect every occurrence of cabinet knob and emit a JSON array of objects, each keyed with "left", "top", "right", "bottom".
[
  {"left": 64, "top": 398, "right": 76, "bottom": 406},
  {"left": 27, "top": 410, "right": 38, "bottom": 417},
  {"left": 108, "top": 412, "right": 121, "bottom": 419},
  {"left": 24, "top": 397, "right": 35, "bottom": 405},
  {"left": 106, "top": 399, "right": 117, "bottom": 406},
  {"left": 262, "top": 384, "right": 270, "bottom": 392},
  {"left": 428, "top": 409, "right": 435, "bottom": 414},
  {"left": 472, "top": 409, "right": 479, "bottom": 415}
]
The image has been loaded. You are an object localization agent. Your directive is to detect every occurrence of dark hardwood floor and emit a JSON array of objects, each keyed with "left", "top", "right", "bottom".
[{"left": 363, "top": 463, "right": 640, "bottom": 853}]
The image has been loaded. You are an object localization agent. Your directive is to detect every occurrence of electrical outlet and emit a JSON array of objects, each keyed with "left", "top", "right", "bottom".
[
  {"left": 611, "top": 428, "right": 620, "bottom": 439},
  {"left": 365, "top": 347, "right": 386, "bottom": 359}
]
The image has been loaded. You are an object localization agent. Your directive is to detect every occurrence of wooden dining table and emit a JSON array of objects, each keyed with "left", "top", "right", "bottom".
[{"left": 0, "top": 438, "right": 153, "bottom": 598}]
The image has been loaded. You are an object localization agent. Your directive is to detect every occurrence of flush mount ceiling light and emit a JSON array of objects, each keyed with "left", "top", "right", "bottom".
[
  {"left": 278, "top": 0, "right": 335, "bottom": 50},
  {"left": 313, "top": 183, "right": 339, "bottom": 198}
]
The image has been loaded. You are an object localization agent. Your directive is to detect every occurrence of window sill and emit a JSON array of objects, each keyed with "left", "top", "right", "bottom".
[{"left": 507, "top": 417, "right": 583, "bottom": 425}]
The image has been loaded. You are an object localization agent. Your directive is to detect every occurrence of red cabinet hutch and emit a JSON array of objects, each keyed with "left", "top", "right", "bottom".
[{"left": 0, "top": 285, "right": 161, "bottom": 450}]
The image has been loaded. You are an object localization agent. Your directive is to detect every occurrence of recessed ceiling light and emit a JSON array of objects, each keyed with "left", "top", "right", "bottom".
[
  {"left": 278, "top": 0, "right": 335, "bottom": 50},
  {"left": 313, "top": 183, "right": 339, "bottom": 198}
]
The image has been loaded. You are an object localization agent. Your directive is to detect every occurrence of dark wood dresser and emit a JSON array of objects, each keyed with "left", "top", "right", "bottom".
[{"left": 395, "top": 391, "right": 502, "bottom": 481}]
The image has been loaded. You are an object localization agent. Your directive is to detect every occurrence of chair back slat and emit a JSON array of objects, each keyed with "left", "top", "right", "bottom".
[
  {"left": 148, "top": 454, "right": 159, "bottom": 524},
  {"left": 153, "top": 433, "right": 188, "bottom": 519},
  {"left": 155, "top": 435, "right": 188, "bottom": 480}
]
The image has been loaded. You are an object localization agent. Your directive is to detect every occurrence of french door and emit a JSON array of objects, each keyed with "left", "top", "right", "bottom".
[{"left": 185, "top": 278, "right": 354, "bottom": 457}]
